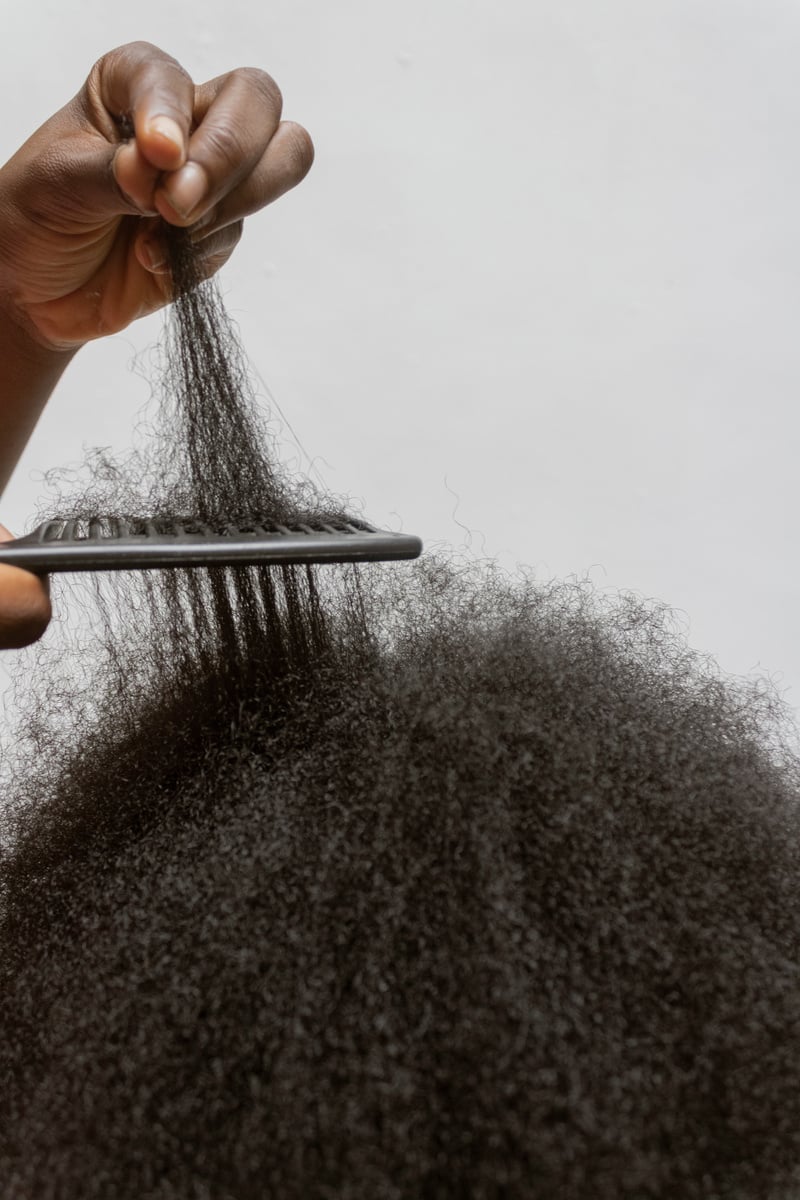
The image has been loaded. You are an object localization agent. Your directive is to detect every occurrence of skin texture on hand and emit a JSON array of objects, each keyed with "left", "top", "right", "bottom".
[
  {"left": 0, "top": 41, "right": 313, "bottom": 648},
  {"left": 0, "top": 40, "right": 313, "bottom": 350}
]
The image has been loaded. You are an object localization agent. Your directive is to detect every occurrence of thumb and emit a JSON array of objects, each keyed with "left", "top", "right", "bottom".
[
  {"left": 0, "top": 523, "right": 52, "bottom": 649},
  {"left": 4, "top": 112, "right": 146, "bottom": 226}
]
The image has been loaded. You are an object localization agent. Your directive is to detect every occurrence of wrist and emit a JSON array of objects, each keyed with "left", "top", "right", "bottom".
[
  {"left": 0, "top": 298, "right": 78, "bottom": 495},
  {"left": 0, "top": 293, "right": 77, "bottom": 365}
]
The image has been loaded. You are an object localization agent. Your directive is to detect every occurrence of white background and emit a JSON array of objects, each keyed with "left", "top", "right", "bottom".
[{"left": 2, "top": 1, "right": 799, "bottom": 725}]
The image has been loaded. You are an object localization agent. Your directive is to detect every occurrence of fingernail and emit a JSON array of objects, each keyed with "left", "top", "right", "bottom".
[
  {"left": 164, "top": 161, "right": 207, "bottom": 219},
  {"left": 149, "top": 115, "right": 184, "bottom": 156},
  {"left": 142, "top": 241, "right": 166, "bottom": 272}
]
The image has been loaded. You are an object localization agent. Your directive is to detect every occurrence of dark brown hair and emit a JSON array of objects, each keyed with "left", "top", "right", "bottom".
[{"left": 2, "top": 231, "right": 800, "bottom": 1199}]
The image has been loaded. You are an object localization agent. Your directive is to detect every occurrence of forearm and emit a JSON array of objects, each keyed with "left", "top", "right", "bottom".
[{"left": 0, "top": 310, "right": 76, "bottom": 495}]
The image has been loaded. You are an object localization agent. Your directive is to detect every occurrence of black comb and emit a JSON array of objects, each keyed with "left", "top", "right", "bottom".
[{"left": 0, "top": 517, "right": 422, "bottom": 573}]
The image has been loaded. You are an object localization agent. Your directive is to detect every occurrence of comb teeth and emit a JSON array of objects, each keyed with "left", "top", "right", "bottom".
[
  {"left": 37, "top": 516, "right": 377, "bottom": 542},
  {"left": 0, "top": 516, "right": 422, "bottom": 574}
]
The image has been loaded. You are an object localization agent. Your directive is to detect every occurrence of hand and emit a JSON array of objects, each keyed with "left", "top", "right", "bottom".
[
  {"left": 0, "top": 526, "right": 50, "bottom": 649},
  {"left": 0, "top": 40, "right": 314, "bottom": 350},
  {"left": 0, "top": 43, "right": 313, "bottom": 647}
]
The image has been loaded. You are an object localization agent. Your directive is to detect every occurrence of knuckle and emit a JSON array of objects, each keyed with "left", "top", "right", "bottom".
[
  {"left": 116, "top": 39, "right": 163, "bottom": 61},
  {"left": 201, "top": 120, "right": 248, "bottom": 171},
  {"left": 84, "top": 42, "right": 193, "bottom": 138},
  {"left": 91, "top": 41, "right": 192, "bottom": 100},
  {"left": 109, "top": 40, "right": 184, "bottom": 72},
  {"left": 233, "top": 67, "right": 283, "bottom": 116},
  {"left": 91, "top": 41, "right": 158, "bottom": 85},
  {"left": 88, "top": 41, "right": 128, "bottom": 77}
]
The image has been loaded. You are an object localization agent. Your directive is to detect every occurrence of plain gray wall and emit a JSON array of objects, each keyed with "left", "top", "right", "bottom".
[{"left": 2, "top": 0, "right": 799, "bottom": 726}]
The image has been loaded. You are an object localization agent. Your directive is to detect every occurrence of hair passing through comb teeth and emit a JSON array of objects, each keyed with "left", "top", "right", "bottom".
[{"left": 0, "top": 517, "right": 422, "bottom": 573}]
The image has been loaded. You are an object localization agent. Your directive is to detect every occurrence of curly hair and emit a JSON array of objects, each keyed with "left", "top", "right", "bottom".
[{"left": 1, "top": 233, "right": 799, "bottom": 1199}]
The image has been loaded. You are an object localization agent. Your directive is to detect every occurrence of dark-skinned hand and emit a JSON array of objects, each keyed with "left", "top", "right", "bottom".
[{"left": 0, "top": 41, "right": 313, "bottom": 646}]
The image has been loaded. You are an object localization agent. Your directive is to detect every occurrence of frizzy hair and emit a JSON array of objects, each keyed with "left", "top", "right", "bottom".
[{"left": 1, "top": 229, "right": 800, "bottom": 1199}]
